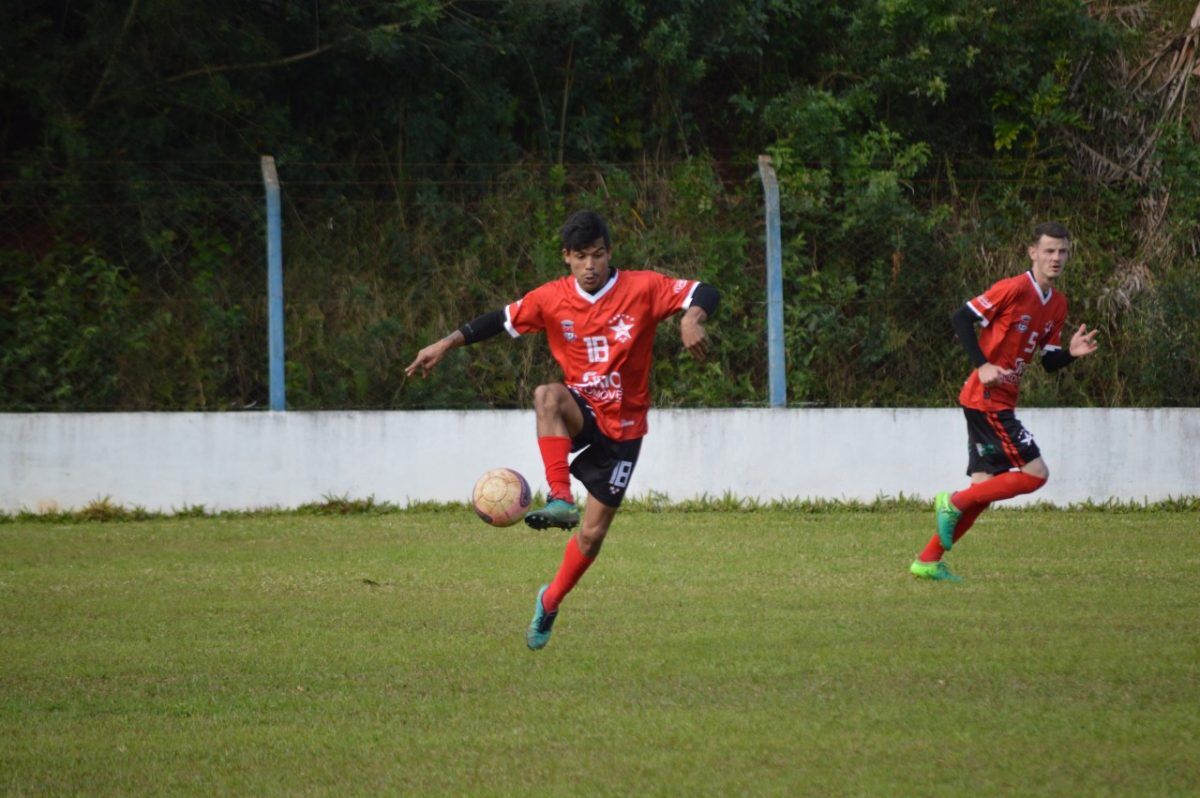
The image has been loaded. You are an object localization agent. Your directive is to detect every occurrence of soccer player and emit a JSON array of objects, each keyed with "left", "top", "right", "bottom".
[
  {"left": 406, "top": 210, "right": 719, "bottom": 648},
  {"left": 910, "top": 222, "right": 1099, "bottom": 582}
]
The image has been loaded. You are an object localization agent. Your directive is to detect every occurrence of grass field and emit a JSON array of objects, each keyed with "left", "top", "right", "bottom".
[{"left": 2, "top": 506, "right": 1197, "bottom": 796}]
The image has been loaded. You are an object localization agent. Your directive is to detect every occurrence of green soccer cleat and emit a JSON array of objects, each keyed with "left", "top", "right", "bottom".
[
  {"left": 526, "top": 584, "right": 558, "bottom": 650},
  {"left": 935, "top": 491, "right": 963, "bottom": 550},
  {"left": 524, "top": 498, "right": 581, "bottom": 530},
  {"left": 910, "top": 558, "right": 963, "bottom": 583}
]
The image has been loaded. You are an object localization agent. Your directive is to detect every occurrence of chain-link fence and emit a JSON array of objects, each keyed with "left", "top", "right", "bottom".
[
  {"left": 3, "top": 159, "right": 1197, "bottom": 411},
  {"left": 2, "top": 161, "right": 271, "bottom": 410}
]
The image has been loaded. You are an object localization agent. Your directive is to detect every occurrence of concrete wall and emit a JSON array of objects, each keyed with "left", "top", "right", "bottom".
[{"left": 2, "top": 409, "right": 1197, "bottom": 513}]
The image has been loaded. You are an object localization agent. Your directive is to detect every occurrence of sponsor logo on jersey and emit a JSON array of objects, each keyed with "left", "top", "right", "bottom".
[
  {"left": 608, "top": 313, "right": 635, "bottom": 343},
  {"left": 573, "top": 370, "right": 623, "bottom": 403},
  {"left": 561, "top": 320, "right": 576, "bottom": 342},
  {"left": 1002, "top": 361, "right": 1026, "bottom": 384},
  {"left": 1043, "top": 321, "right": 1054, "bottom": 336},
  {"left": 1017, "top": 314, "right": 1032, "bottom": 333},
  {"left": 977, "top": 295, "right": 994, "bottom": 310},
  {"left": 673, "top": 279, "right": 688, "bottom": 294}
]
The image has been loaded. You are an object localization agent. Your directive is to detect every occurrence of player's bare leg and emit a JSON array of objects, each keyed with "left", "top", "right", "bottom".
[
  {"left": 532, "top": 383, "right": 584, "bottom": 439},
  {"left": 574, "top": 493, "right": 618, "bottom": 557},
  {"left": 527, "top": 492, "right": 617, "bottom": 650},
  {"left": 1021, "top": 457, "right": 1049, "bottom": 481},
  {"left": 525, "top": 383, "right": 584, "bottom": 530}
]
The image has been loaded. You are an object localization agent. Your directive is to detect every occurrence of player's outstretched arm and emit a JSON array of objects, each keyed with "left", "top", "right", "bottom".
[
  {"left": 1042, "top": 324, "right": 1100, "bottom": 372},
  {"left": 405, "top": 331, "right": 465, "bottom": 378},
  {"left": 406, "top": 307, "right": 508, "bottom": 378}
]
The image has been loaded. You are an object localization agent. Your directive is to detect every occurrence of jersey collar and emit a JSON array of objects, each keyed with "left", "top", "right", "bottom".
[
  {"left": 574, "top": 268, "right": 619, "bottom": 303},
  {"left": 1025, "top": 270, "right": 1053, "bottom": 305}
]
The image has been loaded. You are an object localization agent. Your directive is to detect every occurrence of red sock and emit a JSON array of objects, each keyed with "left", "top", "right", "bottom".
[
  {"left": 952, "top": 471, "right": 1046, "bottom": 512},
  {"left": 918, "top": 503, "right": 988, "bottom": 562},
  {"left": 537, "top": 436, "right": 573, "bottom": 501},
  {"left": 542, "top": 534, "right": 594, "bottom": 612}
]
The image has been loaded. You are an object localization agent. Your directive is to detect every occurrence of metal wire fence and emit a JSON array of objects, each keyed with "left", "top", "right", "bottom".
[{"left": 3, "top": 159, "right": 1197, "bottom": 411}]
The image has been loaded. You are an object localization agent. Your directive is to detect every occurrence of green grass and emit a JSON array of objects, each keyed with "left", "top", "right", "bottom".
[{"left": 2, "top": 509, "right": 1197, "bottom": 796}]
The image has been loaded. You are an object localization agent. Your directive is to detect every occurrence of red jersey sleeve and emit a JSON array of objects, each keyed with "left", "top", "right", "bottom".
[
  {"left": 643, "top": 272, "right": 699, "bottom": 321},
  {"left": 965, "top": 276, "right": 1020, "bottom": 328},
  {"left": 503, "top": 283, "right": 552, "bottom": 337}
]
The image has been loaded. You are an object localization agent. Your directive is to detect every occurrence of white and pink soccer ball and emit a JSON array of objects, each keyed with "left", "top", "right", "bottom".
[{"left": 471, "top": 468, "right": 532, "bottom": 527}]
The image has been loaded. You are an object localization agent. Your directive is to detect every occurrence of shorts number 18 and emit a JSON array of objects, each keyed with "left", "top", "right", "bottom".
[{"left": 609, "top": 460, "right": 633, "bottom": 489}]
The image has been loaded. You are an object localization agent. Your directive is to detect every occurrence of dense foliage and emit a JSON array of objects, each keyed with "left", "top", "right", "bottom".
[{"left": 2, "top": 0, "right": 1197, "bottom": 410}]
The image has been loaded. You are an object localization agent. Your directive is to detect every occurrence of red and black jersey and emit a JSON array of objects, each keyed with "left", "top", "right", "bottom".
[
  {"left": 503, "top": 269, "right": 699, "bottom": 440},
  {"left": 958, "top": 270, "right": 1068, "bottom": 411}
]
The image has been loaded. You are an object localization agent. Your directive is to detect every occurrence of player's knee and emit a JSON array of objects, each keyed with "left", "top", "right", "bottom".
[
  {"left": 1024, "top": 460, "right": 1049, "bottom": 482},
  {"left": 532, "top": 383, "right": 567, "bottom": 414},
  {"left": 577, "top": 527, "right": 606, "bottom": 557}
]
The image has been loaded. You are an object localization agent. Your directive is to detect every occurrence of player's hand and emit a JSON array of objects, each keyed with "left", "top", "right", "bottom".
[
  {"left": 680, "top": 311, "right": 709, "bottom": 362},
  {"left": 977, "top": 362, "right": 1013, "bottom": 386},
  {"left": 1068, "top": 324, "right": 1099, "bottom": 358},
  {"left": 405, "top": 340, "right": 450, "bottom": 378}
]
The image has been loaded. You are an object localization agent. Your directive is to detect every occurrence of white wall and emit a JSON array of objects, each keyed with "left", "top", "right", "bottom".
[{"left": 1, "top": 409, "right": 1197, "bottom": 513}]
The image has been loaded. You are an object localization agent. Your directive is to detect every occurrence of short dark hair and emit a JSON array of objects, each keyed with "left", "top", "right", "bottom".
[
  {"left": 1031, "top": 221, "right": 1070, "bottom": 243},
  {"left": 560, "top": 210, "right": 610, "bottom": 251}
]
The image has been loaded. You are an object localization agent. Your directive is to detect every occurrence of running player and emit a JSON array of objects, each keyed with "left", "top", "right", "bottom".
[
  {"left": 911, "top": 222, "right": 1099, "bottom": 582},
  {"left": 406, "top": 210, "right": 719, "bottom": 647}
]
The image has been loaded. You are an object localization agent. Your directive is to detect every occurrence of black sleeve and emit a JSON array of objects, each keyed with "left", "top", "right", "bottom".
[
  {"left": 458, "top": 309, "right": 505, "bottom": 345},
  {"left": 1041, "top": 348, "right": 1076, "bottom": 373},
  {"left": 951, "top": 304, "right": 988, "bottom": 368},
  {"left": 690, "top": 282, "right": 720, "bottom": 317}
]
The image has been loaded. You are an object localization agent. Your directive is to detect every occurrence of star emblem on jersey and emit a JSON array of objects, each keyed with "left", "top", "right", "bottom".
[{"left": 608, "top": 314, "right": 635, "bottom": 343}]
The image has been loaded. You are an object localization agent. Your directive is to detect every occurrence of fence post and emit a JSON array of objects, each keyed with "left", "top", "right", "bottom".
[
  {"left": 261, "top": 155, "right": 286, "bottom": 411},
  {"left": 757, "top": 155, "right": 786, "bottom": 408}
]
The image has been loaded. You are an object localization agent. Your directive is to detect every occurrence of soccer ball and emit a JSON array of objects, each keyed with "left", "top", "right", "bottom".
[{"left": 471, "top": 468, "right": 532, "bottom": 527}]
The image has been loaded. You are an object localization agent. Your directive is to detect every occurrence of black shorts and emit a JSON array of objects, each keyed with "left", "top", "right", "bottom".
[
  {"left": 567, "top": 389, "right": 643, "bottom": 508},
  {"left": 962, "top": 407, "right": 1041, "bottom": 476}
]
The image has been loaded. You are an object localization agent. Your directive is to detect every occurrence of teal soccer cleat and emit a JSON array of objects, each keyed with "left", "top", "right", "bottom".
[
  {"left": 526, "top": 584, "right": 558, "bottom": 650},
  {"left": 935, "top": 491, "right": 963, "bottom": 550},
  {"left": 524, "top": 498, "right": 581, "bottom": 530}
]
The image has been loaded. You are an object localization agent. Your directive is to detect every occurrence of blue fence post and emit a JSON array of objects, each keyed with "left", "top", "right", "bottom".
[
  {"left": 757, "top": 155, "right": 787, "bottom": 408},
  {"left": 261, "top": 155, "right": 286, "bottom": 411}
]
